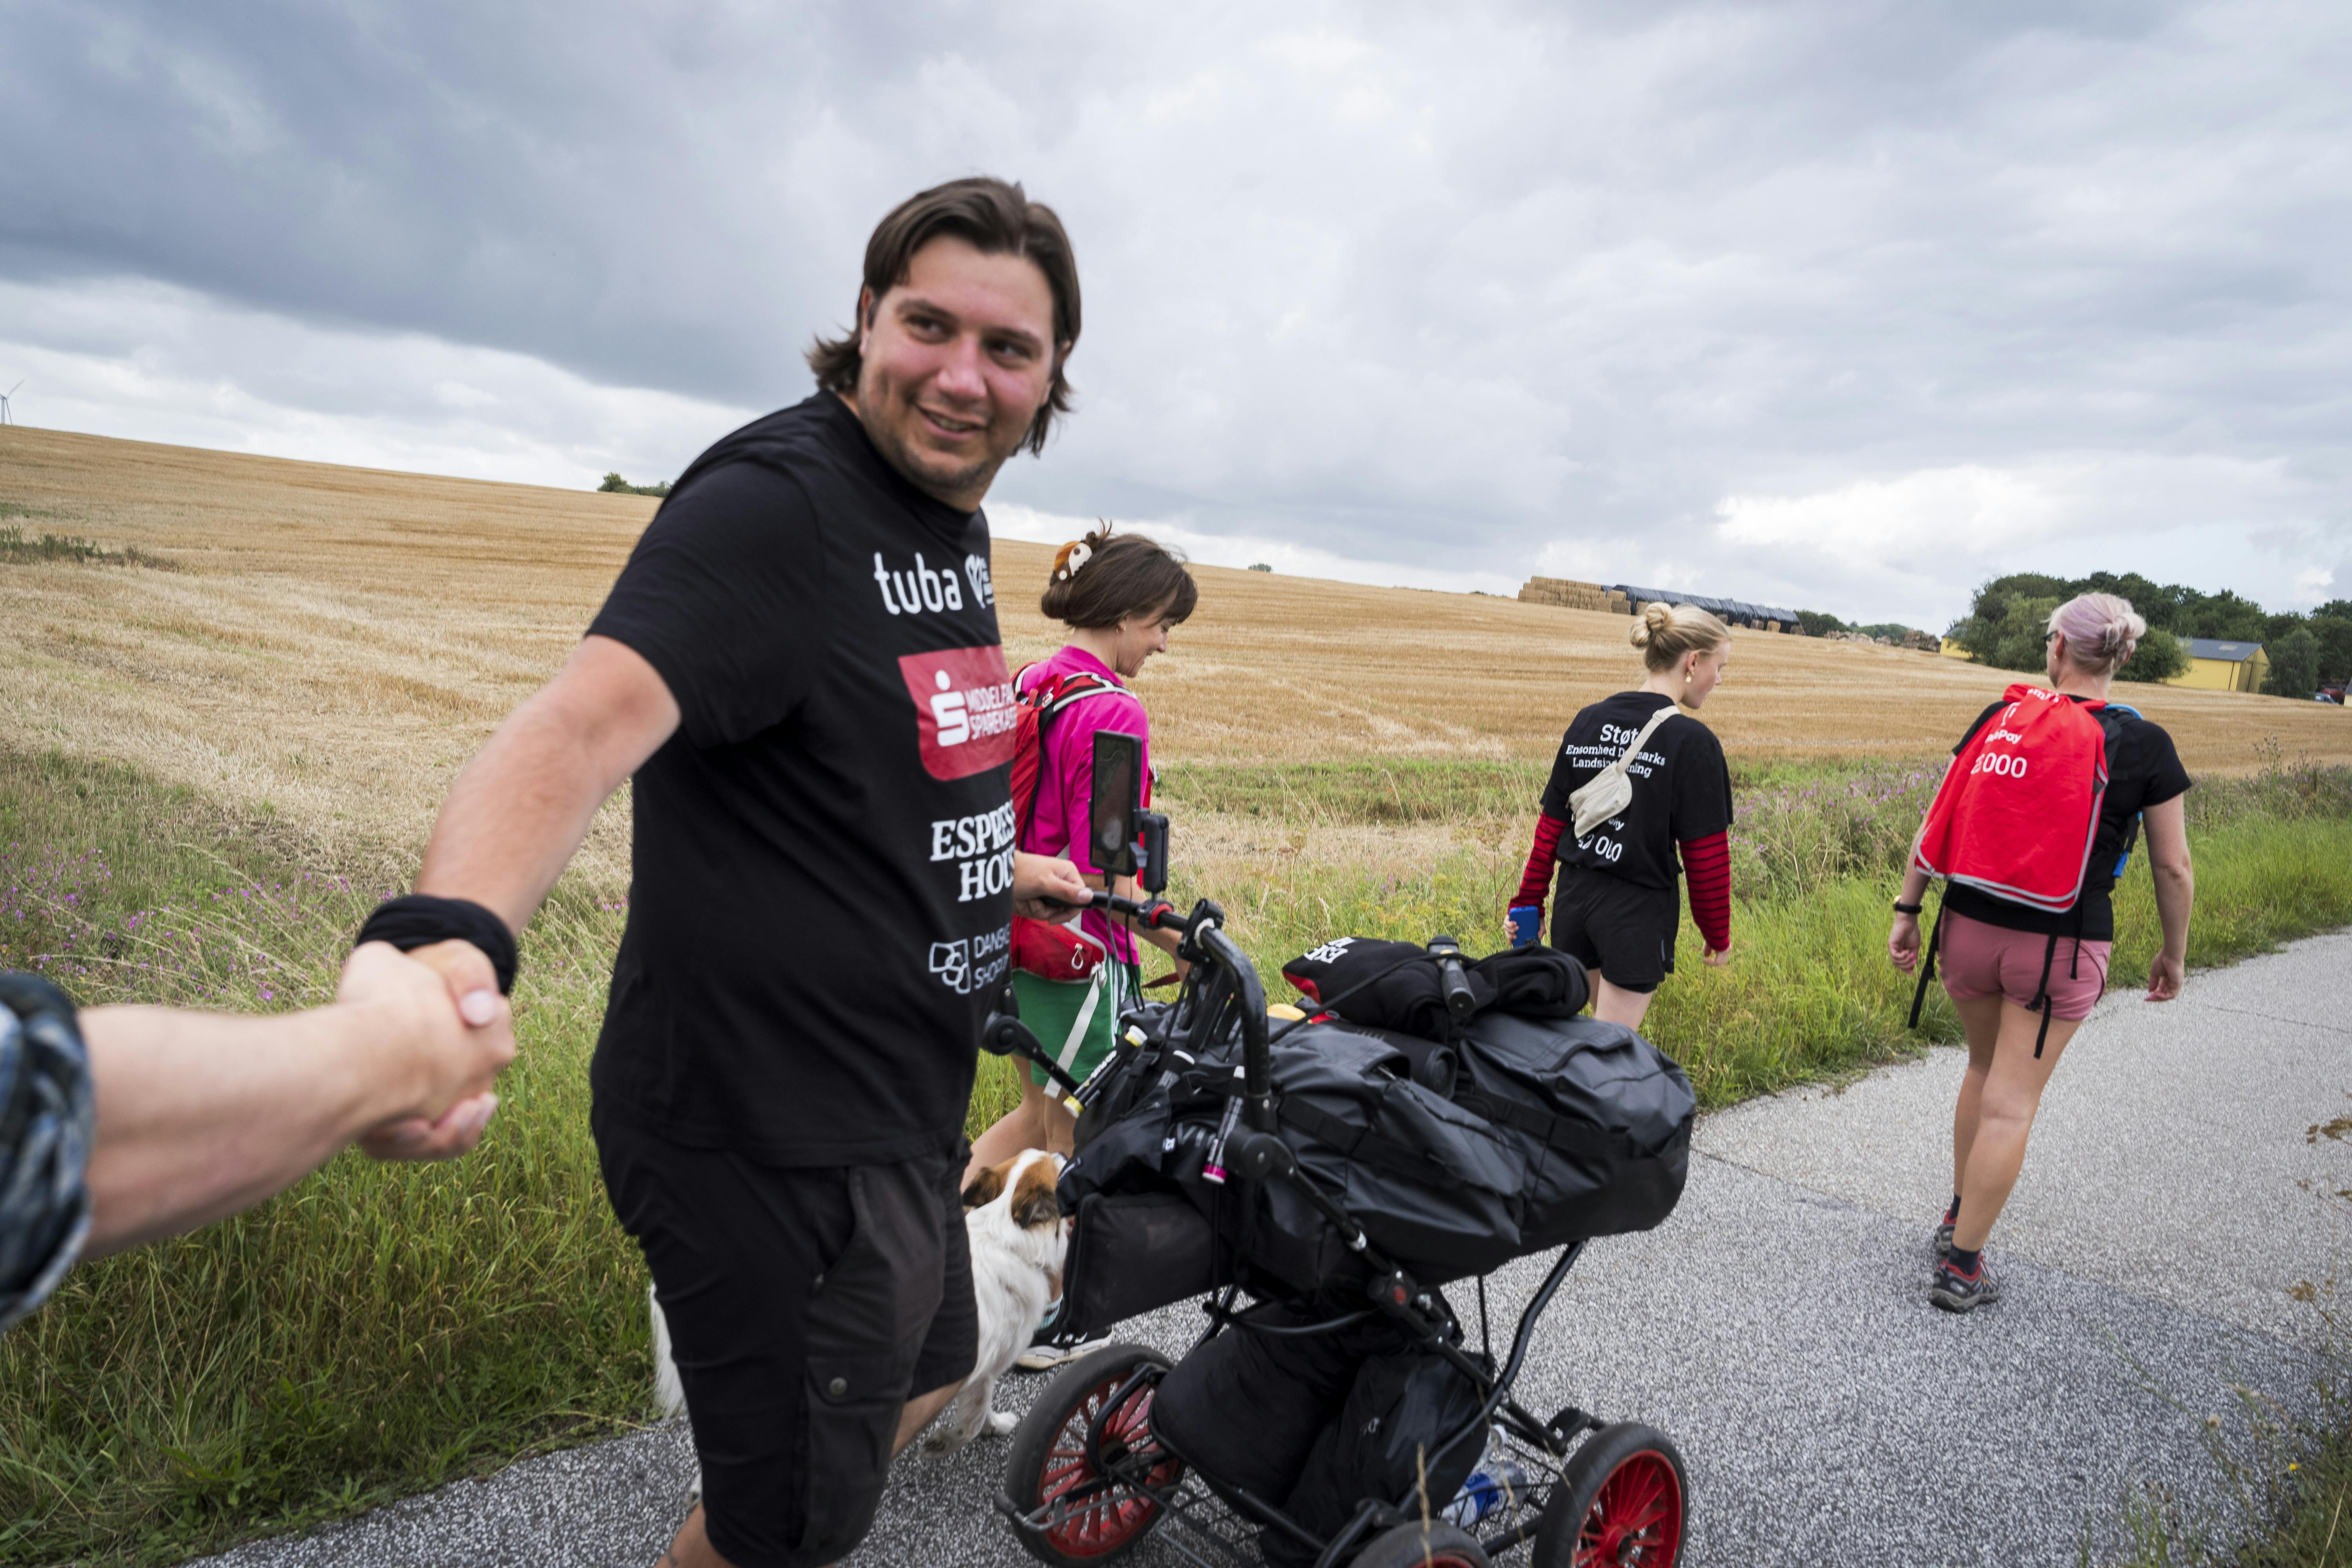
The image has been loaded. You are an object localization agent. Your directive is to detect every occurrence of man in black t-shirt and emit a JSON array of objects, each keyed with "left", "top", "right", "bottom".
[{"left": 371, "top": 180, "right": 1093, "bottom": 1568}]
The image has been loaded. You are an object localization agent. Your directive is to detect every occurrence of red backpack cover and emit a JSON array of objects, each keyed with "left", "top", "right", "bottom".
[
  {"left": 1007, "top": 666, "right": 1127, "bottom": 982},
  {"left": 1912, "top": 684, "right": 2111, "bottom": 913}
]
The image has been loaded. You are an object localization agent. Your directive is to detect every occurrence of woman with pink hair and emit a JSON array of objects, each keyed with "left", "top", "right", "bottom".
[{"left": 1889, "top": 592, "right": 2196, "bottom": 1312}]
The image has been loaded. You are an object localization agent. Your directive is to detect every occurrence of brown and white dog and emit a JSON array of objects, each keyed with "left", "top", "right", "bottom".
[
  {"left": 647, "top": 1147, "right": 1067, "bottom": 1482},
  {"left": 923, "top": 1147, "right": 1069, "bottom": 1454}
]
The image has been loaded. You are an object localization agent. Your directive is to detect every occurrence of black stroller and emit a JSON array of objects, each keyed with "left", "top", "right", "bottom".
[{"left": 983, "top": 886, "right": 1695, "bottom": 1568}]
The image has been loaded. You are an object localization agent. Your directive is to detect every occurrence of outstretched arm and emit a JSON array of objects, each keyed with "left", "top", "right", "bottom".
[
  {"left": 385, "top": 633, "right": 1087, "bottom": 1156},
  {"left": 368, "top": 635, "right": 681, "bottom": 1158},
  {"left": 82, "top": 944, "right": 514, "bottom": 1255}
]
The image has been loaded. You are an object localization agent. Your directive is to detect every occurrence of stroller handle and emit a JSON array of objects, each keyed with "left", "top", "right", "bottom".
[
  {"left": 1083, "top": 891, "right": 1274, "bottom": 1133},
  {"left": 1191, "top": 920, "right": 1274, "bottom": 1132},
  {"left": 1084, "top": 889, "right": 1191, "bottom": 933}
]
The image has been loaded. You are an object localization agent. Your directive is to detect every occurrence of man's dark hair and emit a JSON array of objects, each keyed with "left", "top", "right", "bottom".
[{"left": 807, "top": 177, "right": 1080, "bottom": 457}]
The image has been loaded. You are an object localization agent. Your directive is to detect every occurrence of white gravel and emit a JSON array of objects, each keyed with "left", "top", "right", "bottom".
[{"left": 188, "top": 930, "right": 2352, "bottom": 1567}]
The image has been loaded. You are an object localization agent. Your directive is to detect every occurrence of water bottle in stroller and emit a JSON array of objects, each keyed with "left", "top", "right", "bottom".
[{"left": 1439, "top": 1427, "right": 1531, "bottom": 1528}]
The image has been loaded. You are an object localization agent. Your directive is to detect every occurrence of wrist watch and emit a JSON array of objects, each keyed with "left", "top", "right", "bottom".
[{"left": 1891, "top": 900, "right": 1923, "bottom": 915}]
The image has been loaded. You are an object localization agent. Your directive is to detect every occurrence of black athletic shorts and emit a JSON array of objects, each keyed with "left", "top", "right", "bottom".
[
  {"left": 593, "top": 1107, "right": 977, "bottom": 1568},
  {"left": 1550, "top": 867, "right": 1679, "bottom": 994}
]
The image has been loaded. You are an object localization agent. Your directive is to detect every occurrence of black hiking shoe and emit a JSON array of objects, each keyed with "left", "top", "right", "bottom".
[
  {"left": 1933, "top": 1220, "right": 1955, "bottom": 1259},
  {"left": 1930, "top": 1256, "right": 2001, "bottom": 1313}
]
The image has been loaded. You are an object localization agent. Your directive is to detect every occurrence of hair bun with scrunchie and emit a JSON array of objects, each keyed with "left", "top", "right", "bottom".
[
  {"left": 1038, "top": 521, "right": 1199, "bottom": 631},
  {"left": 2047, "top": 592, "right": 2146, "bottom": 675}
]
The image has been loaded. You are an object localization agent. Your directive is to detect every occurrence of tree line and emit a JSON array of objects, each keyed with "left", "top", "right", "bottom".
[
  {"left": 1946, "top": 571, "right": 2352, "bottom": 697},
  {"left": 1790, "top": 610, "right": 1923, "bottom": 641}
]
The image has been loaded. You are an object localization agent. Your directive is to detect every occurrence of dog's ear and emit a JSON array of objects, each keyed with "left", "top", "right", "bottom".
[
  {"left": 1008, "top": 1157, "right": 1062, "bottom": 1230},
  {"left": 961, "top": 1160, "right": 1011, "bottom": 1212}
]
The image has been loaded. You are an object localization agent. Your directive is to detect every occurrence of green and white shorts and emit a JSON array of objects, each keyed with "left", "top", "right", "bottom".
[{"left": 1015, "top": 958, "right": 1142, "bottom": 1093}]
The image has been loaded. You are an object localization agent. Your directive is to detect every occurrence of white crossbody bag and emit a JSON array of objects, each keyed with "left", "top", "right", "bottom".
[{"left": 1567, "top": 703, "right": 1677, "bottom": 838}]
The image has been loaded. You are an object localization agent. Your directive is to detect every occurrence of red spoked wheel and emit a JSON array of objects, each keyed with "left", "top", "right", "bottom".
[
  {"left": 1349, "top": 1521, "right": 1493, "bottom": 1566},
  {"left": 1532, "top": 1422, "right": 1688, "bottom": 1568},
  {"left": 1004, "top": 1343, "right": 1185, "bottom": 1565}
]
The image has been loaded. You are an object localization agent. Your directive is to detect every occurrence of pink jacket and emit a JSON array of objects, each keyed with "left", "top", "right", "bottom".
[{"left": 1016, "top": 645, "right": 1151, "bottom": 966}]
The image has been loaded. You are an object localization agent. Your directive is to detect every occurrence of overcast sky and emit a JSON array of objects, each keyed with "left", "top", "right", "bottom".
[{"left": 4, "top": 1, "right": 2347, "bottom": 628}]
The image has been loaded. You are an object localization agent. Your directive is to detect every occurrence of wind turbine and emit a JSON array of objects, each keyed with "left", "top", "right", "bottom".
[{"left": 0, "top": 381, "right": 19, "bottom": 426}]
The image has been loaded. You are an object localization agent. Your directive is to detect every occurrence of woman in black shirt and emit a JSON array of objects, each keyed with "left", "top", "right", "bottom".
[
  {"left": 1889, "top": 593, "right": 2195, "bottom": 1312},
  {"left": 1510, "top": 602, "right": 1737, "bottom": 1028}
]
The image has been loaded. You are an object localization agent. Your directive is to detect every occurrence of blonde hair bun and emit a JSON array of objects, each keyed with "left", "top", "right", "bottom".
[
  {"left": 2047, "top": 592, "right": 2147, "bottom": 676},
  {"left": 1630, "top": 601, "right": 1731, "bottom": 672}
]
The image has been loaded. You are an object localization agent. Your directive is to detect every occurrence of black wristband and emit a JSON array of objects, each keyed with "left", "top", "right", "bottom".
[
  {"left": 1892, "top": 900, "right": 1924, "bottom": 915},
  {"left": 356, "top": 896, "right": 519, "bottom": 995}
]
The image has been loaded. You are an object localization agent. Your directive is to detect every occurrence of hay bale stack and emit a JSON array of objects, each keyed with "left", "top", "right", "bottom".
[{"left": 1519, "top": 576, "right": 1618, "bottom": 612}]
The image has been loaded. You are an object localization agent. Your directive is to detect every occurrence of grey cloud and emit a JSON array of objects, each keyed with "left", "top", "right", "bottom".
[{"left": 4, "top": 0, "right": 2346, "bottom": 624}]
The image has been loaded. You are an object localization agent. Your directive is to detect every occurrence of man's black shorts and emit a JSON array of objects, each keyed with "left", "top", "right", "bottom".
[
  {"left": 593, "top": 1107, "right": 977, "bottom": 1568},
  {"left": 1550, "top": 867, "right": 1679, "bottom": 994}
]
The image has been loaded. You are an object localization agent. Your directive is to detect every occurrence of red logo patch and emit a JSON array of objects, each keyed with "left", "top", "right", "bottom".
[{"left": 899, "top": 646, "right": 1018, "bottom": 781}]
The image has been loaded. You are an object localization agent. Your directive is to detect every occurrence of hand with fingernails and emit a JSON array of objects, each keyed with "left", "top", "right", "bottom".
[{"left": 357, "top": 938, "right": 510, "bottom": 1161}]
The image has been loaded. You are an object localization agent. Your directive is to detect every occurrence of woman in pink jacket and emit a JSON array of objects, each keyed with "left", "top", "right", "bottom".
[{"left": 966, "top": 526, "right": 1196, "bottom": 1180}]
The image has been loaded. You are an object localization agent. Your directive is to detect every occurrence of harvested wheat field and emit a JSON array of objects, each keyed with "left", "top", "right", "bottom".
[{"left": 2, "top": 423, "right": 2345, "bottom": 884}]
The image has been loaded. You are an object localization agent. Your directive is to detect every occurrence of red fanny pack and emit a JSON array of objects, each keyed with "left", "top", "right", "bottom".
[
  {"left": 1011, "top": 918, "right": 1107, "bottom": 982},
  {"left": 1008, "top": 666, "right": 1129, "bottom": 984}
]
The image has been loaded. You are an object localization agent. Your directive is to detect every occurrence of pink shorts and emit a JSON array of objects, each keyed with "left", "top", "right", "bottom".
[{"left": 1937, "top": 910, "right": 2111, "bottom": 1021}]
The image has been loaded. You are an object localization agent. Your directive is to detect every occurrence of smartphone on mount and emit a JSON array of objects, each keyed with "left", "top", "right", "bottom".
[{"left": 1088, "top": 730, "right": 1169, "bottom": 895}]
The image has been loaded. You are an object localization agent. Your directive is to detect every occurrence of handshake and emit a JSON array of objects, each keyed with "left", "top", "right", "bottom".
[
  {"left": 72, "top": 936, "right": 517, "bottom": 1261},
  {"left": 4, "top": 933, "right": 519, "bottom": 1333}
]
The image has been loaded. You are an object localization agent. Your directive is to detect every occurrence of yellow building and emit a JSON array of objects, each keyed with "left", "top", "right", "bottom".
[
  {"left": 2164, "top": 637, "right": 2270, "bottom": 693},
  {"left": 1940, "top": 637, "right": 1971, "bottom": 660}
]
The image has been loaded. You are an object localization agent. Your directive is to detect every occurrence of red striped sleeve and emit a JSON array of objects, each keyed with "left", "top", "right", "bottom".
[
  {"left": 1680, "top": 830, "right": 1732, "bottom": 951},
  {"left": 1514, "top": 812, "right": 1567, "bottom": 909}
]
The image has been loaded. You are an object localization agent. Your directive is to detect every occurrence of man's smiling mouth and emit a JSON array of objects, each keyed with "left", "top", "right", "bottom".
[{"left": 918, "top": 405, "right": 985, "bottom": 439}]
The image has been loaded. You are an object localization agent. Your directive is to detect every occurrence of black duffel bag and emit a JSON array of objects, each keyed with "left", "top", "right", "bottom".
[
  {"left": 1267, "top": 1339, "right": 1489, "bottom": 1568},
  {"left": 1055, "top": 1190, "right": 1231, "bottom": 1343},
  {"left": 1267, "top": 1024, "right": 1527, "bottom": 1285},
  {"left": 1060, "top": 1019, "right": 1529, "bottom": 1299},
  {"left": 1451, "top": 1010, "right": 1694, "bottom": 1247},
  {"left": 1150, "top": 1296, "right": 1415, "bottom": 1507}
]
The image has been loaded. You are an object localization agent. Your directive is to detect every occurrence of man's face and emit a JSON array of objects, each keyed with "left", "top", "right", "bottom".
[{"left": 847, "top": 235, "right": 1062, "bottom": 511}]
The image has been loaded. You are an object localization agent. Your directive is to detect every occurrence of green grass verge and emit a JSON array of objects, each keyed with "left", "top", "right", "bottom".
[
  {"left": 4, "top": 748, "right": 2352, "bottom": 1564},
  {"left": 1158, "top": 757, "right": 1549, "bottom": 825},
  {"left": 0, "top": 754, "right": 644, "bottom": 1566}
]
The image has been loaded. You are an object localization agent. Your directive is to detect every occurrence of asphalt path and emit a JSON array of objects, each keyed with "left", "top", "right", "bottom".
[{"left": 192, "top": 929, "right": 2352, "bottom": 1567}]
